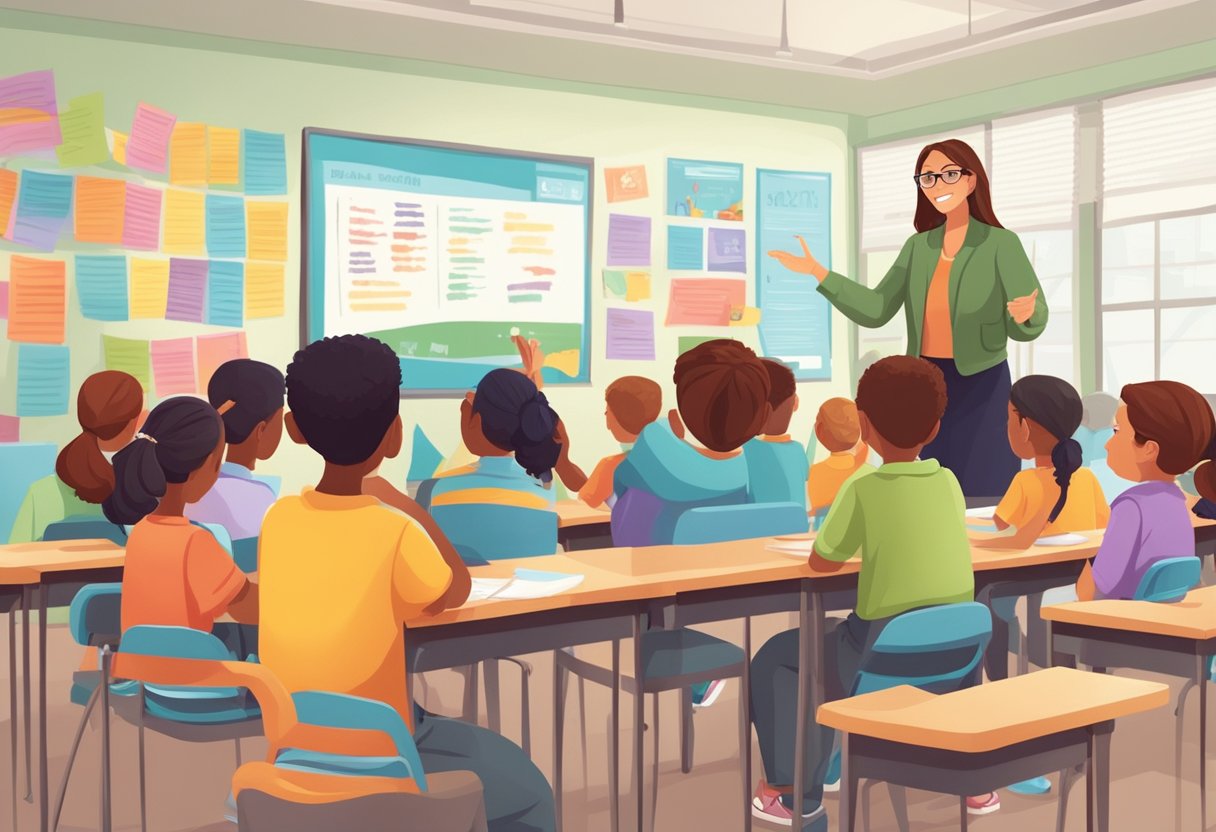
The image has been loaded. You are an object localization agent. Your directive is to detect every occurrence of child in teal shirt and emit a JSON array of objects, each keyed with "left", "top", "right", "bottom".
[{"left": 743, "top": 359, "right": 807, "bottom": 509}]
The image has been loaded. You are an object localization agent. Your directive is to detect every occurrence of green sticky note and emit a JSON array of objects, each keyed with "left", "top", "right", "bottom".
[
  {"left": 103, "top": 335, "right": 151, "bottom": 390},
  {"left": 602, "top": 269, "right": 628, "bottom": 299},
  {"left": 56, "top": 92, "right": 109, "bottom": 168},
  {"left": 678, "top": 335, "right": 719, "bottom": 355}
]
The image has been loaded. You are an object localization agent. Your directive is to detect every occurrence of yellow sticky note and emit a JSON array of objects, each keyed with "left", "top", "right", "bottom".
[
  {"left": 169, "top": 122, "right": 207, "bottom": 186},
  {"left": 245, "top": 262, "right": 285, "bottom": 318},
  {"left": 729, "top": 306, "right": 762, "bottom": 327},
  {"left": 129, "top": 258, "right": 170, "bottom": 319},
  {"left": 625, "top": 271, "right": 651, "bottom": 302},
  {"left": 543, "top": 349, "right": 581, "bottom": 379},
  {"left": 208, "top": 125, "right": 240, "bottom": 185},
  {"left": 110, "top": 129, "right": 128, "bottom": 165},
  {"left": 162, "top": 188, "right": 205, "bottom": 254},
  {"left": 246, "top": 201, "right": 288, "bottom": 261}
]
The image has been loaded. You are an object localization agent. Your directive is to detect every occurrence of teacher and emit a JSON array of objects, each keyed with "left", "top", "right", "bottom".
[{"left": 771, "top": 139, "right": 1047, "bottom": 500}]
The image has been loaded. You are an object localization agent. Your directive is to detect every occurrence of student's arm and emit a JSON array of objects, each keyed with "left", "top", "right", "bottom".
[
  {"left": 1075, "top": 562, "right": 1097, "bottom": 602},
  {"left": 974, "top": 476, "right": 1054, "bottom": 549},
  {"left": 392, "top": 521, "right": 458, "bottom": 617},
  {"left": 989, "top": 477, "right": 1021, "bottom": 533},
  {"left": 578, "top": 456, "right": 617, "bottom": 509},
  {"left": 187, "top": 532, "right": 254, "bottom": 625},
  {"left": 553, "top": 420, "right": 589, "bottom": 495},
  {"left": 997, "top": 230, "right": 1049, "bottom": 342},
  {"left": 363, "top": 476, "right": 470, "bottom": 612},
  {"left": 974, "top": 497, "right": 1054, "bottom": 550},
  {"left": 1087, "top": 498, "right": 1142, "bottom": 599},
  {"left": 815, "top": 237, "right": 913, "bottom": 328},
  {"left": 811, "top": 478, "right": 863, "bottom": 573},
  {"left": 226, "top": 582, "right": 259, "bottom": 624}
]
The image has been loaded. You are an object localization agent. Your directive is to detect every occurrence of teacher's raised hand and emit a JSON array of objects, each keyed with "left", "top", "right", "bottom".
[
  {"left": 1006, "top": 288, "right": 1039, "bottom": 325},
  {"left": 768, "top": 235, "right": 829, "bottom": 282}
]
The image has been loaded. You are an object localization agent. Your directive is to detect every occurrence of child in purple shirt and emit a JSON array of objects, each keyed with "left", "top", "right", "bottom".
[{"left": 1080, "top": 380, "right": 1216, "bottom": 600}]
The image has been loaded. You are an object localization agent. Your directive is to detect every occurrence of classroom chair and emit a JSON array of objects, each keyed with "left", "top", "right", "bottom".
[
  {"left": 231, "top": 537, "right": 259, "bottom": 573},
  {"left": 41, "top": 517, "right": 128, "bottom": 546},
  {"left": 108, "top": 642, "right": 488, "bottom": 832},
  {"left": 555, "top": 503, "right": 807, "bottom": 832}
]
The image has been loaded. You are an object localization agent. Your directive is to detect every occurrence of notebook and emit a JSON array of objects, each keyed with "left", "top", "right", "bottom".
[{"left": 469, "top": 568, "right": 585, "bottom": 601}]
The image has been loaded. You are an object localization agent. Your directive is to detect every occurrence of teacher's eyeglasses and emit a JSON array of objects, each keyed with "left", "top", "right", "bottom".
[{"left": 915, "top": 169, "right": 971, "bottom": 189}]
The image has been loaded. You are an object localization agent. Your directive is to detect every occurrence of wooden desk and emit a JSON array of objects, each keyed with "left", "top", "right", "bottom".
[
  {"left": 817, "top": 668, "right": 1168, "bottom": 832},
  {"left": 553, "top": 500, "right": 611, "bottom": 551}
]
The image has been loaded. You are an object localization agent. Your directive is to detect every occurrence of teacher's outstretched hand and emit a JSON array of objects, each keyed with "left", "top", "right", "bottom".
[{"left": 768, "top": 235, "right": 828, "bottom": 282}]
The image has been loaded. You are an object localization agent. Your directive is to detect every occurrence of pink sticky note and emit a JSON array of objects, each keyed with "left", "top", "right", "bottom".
[
  {"left": 126, "top": 103, "right": 177, "bottom": 173},
  {"left": 150, "top": 337, "right": 196, "bottom": 397},
  {"left": 0, "top": 70, "right": 61, "bottom": 155},
  {"left": 0, "top": 281, "right": 8, "bottom": 319},
  {"left": 123, "top": 183, "right": 162, "bottom": 250},
  {"left": 0, "top": 414, "right": 17, "bottom": 442},
  {"left": 197, "top": 331, "right": 248, "bottom": 391},
  {"left": 666, "top": 278, "right": 746, "bottom": 326}
]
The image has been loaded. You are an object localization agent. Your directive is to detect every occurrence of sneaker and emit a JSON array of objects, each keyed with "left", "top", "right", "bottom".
[
  {"left": 1007, "top": 776, "right": 1051, "bottom": 795},
  {"left": 751, "top": 781, "right": 828, "bottom": 829},
  {"left": 691, "top": 679, "right": 727, "bottom": 709},
  {"left": 823, "top": 748, "right": 841, "bottom": 793},
  {"left": 965, "top": 792, "right": 1001, "bottom": 815}
]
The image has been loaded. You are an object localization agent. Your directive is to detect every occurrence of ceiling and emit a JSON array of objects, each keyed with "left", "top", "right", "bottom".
[{"left": 2, "top": 0, "right": 1213, "bottom": 116}]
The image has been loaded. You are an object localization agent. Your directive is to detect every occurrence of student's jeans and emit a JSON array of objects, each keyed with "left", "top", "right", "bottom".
[
  {"left": 414, "top": 705, "right": 556, "bottom": 832},
  {"left": 750, "top": 613, "right": 893, "bottom": 807}
]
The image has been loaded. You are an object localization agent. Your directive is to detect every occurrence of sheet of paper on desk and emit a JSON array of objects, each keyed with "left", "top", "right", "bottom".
[
  {"left": 766, "top": 539, "right": 815, "bottom": 557},
  {"left": 470, "top": 569, "right": 585, "bottom": 601},
  {"left": 965, "top": 506, "right": 997, "bottom": 520},
  {"left": 469, "top": 578, "right": 512, "bottom": 601},
  {"left": 1035, "top": 533, "right": 1089, "bottom": 546}
]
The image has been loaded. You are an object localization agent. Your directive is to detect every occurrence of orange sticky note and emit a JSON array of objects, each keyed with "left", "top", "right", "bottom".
[
  {"left": 197, "top": 331, "right": 248, "bottom": 390},
  {"left": 8, "top": 255, "right": 66, "bottom": 344},
  {"left": 74, "top": 176, "right": 126, "bottom": 244},
  {"left": 246, "top": 201, "right": 288, "bottom": 261},
  {"left": 245, "top": 262, "right": 285, "bottom": 318},
  {"left": 162, "top": 188, "right": 205, "bottom": 255},
  {"left": 169, "top": 122, "right": 207, "bottom": 186},
  {"left": 604, "top": 165, "right": 649, "bottom": 203},
  {"left": 208, "top": 125, "right": 240, "bottom": 185},
  {"left": 0, "top": 168, "right": 16, "bottom": 233}
]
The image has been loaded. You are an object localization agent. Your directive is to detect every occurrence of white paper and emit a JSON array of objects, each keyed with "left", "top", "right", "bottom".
[
  {"left": 965, "top": 506, "right": 997, "bottom": 520},
  {"left": 468, "top": 570, "right": 585, "bottom": 602},
  {"left": 766, "top": 539, "right": 815, "bottom": 556},
  {"left": 1035, "top": 533, "right": 1089, "bottom": 547},
  {"left": 468, "top": 578, "right": 512, "bottom": 601}
]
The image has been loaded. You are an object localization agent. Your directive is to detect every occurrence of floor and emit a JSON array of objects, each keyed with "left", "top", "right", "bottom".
[{"left": 0, "top": 612, "right": 1210, "bottom": 831}]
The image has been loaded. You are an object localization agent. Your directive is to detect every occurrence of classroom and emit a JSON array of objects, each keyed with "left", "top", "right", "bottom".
[{"left": 0, "top": 1, "right": 1214, "bottom": 830}]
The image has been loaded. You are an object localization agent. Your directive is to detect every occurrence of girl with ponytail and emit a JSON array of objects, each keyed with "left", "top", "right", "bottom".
[
  {"left": 109, "top": 396, "right": 257, "bottom": 636},
  {"left": 8, "top": 371, "right": 143, "bottom": 543},
  {"left": 974, "top": 375, "right": 1110, "bottom": 551}
]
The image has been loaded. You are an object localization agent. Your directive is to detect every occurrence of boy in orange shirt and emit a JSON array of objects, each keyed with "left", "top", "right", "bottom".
[
  {"left": 807, "top": 397, "right": 869, "bottom": 514},
  {"left": 578, "top": 375, "right": 662, "bottom": 509}
]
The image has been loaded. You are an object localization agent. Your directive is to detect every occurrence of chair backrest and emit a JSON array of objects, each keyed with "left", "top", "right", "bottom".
[
  {"left": 120, "top": 624, "right": 246, "bottom": 703},
  {"left": 0, "top": 443, "right": 57, "bottom": 542},
  {"left": 232, "top": 537, "right": 259, "bottom": 574},
  {"left": 852, "top": 602, "right": 993, "bottom": 696},
  {"left": 1132, "top": 557, "right": 1201, "bottom": 603},
  {"left": 429, "top": 504, "right": 558, "bottom": 563},
  {"left": 69, "top": 582, "right": 123, "bottom": 647},
  {"left": 672, "top": 502, "right": 809, "bottom": 545},
  {"left": 810, "top": 507, "right": 829, "bottom": 532},
  {"left": 42, "top": 517, "right": 128, "bottom": 545}
]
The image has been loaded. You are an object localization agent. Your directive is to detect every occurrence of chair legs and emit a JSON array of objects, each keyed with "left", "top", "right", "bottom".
[
  {"left": 52, "top": 683, "right": 101, "bottom": 831},
  {"left": 553, "top": 653, "right": 566, "bottom": 832},
  {"left": 679, "top": 688, "right": 694, "bottom": 774},
  {"left": 100, "top": 645, "right": 113, "bottom": 832},
  {"left": 138, "top": 687, "right": 149, "bottom": 832}
]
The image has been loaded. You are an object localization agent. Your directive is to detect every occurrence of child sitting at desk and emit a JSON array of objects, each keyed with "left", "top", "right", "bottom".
[
  {"left": 259, "top": 334, "right": 555, "bottom": 832},
  {"left": 749, "top": 356, "right": 986, "bottom": 826},
  {"left": 806, "top": 397, "right": 869, "bottom": 518},
  {"left": 577, "top": 375, "right": 661, "bottom": 510},
  {"left": 743, "top": 359, "right": 808, "bottom": 508}
]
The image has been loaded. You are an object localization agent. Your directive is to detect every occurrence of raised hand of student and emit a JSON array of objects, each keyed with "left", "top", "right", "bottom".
[
  {"left": 553, "top": 419, "right": 589, "bottom": 493},
  {"left": 768, "top": 235, "right": 828, "bottom": 282},
  {"left": 512, "top": 334, "right": 546, "bottom": 389},
  {"left": 1007, "top": 288, "right": 1039, "bottom": 325}
]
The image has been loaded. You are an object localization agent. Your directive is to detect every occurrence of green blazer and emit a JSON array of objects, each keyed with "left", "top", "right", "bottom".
[{"left": 818, "top": 220, "right": 1048, "bottom": 376}]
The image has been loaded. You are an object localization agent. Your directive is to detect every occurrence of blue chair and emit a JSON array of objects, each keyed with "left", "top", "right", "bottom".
[
  {"left": 232, "top": 538, "right": 259, "bottom": 573},
  {"left": 810, "top": 507, "right": 829, "bottom": 532},
  {"left": 42, "top": 517, "right": 128, "bottom": 546},
  {"left": 429, "top": 503, "right": 558, "bottom": 565},
  {"left": 1132, "top": 556, "right": 1201, "bottom": 603}
]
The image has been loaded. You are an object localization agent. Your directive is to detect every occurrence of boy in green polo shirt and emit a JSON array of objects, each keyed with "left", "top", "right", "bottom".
[{"left": 749, "top": 356, "right": 977, "bottom": 828}]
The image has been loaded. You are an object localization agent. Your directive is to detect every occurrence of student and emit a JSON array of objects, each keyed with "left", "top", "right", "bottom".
[
  {"left": 107, "top": 397, "right": 257, "bottom": 638},
  {"left": 806, "top": 397, "right": 869, "bottom": 515},
  {"left": 743, "top": 359, "right": 808, "bottom": 508},
  {"left": 749, "top": 356, "right": 987, "bottom": 826},
  {"left": 9, "top": 371, "right": 143, "bottom": 543},
  {"left": 578, "top": 375, "right": 662, "bottom": 509},
  {"left": 258, "top": 334, "right": 554, "bottom": 832},
  {"left": 1075, "top": 380, "right": 1216, "bottom": 601},
  {"left": 186, "top": 359, "right": 285, "bottom": 540}
]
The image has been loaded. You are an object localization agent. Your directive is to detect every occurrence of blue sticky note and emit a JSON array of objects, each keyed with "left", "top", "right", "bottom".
[
  {"left": 242, "top": 129, "right": 287, "bottom": 196},
  {"left": 205, "top": 195, "right": 246, "bottom": 258},
  {"left": 207, "top": 260, "right": 244, "bottom": 328},
  {"left": 11, "top": 170, "right": 74, "bottom": 251},
  {"left": 17, "top": 344, "right": 71, "bottom": 417},
  {"left": 667, "top": 225, "right": 704, "bottom": 270},
  {"left": 74, "top": 255, "right": 129, "bottom": 321}
]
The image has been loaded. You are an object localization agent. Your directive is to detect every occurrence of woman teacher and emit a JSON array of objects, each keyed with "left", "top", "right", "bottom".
[{"left": 771, "top": 139, "right": 1047, "bottom": 499}]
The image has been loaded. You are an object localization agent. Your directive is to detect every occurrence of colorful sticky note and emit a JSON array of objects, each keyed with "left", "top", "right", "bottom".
[
  {"left": 56, "top": 92, "right": 108, "bottom": 168},
  {"left": 129, "top": 257, "right": 170, "bottom": 319},
  {"left": 207, "top": 126, "right": 240, "bottom": 185},
  {"left": 197, "top": 331, "right": 248, "bottom": 390},
  {"left": 242, "top": 129, "right": 287, "bottom": 196},
  {"left": 603, "top": 268, "right": 627, "bottom": 299},
  {"left": 16, "top": 344, "right": 70, "bottom": 417},
  {"left": 151, "top": 337, "right": 197, "bottom": 397},
  {"left": 162, "top": 188, "right": 205, "bottom": 254},
  {"left": 626, "top": 271, "right": 651, "bottom": 302},
  {"left": 11, "top": 170, "right": 73, "bottom": 251},
  {"left": 0, "top": 168, "right": 16, "bottom": 236},
  {"left": 729, "top": 305, "right": 762, "bottom": 326},
  {"left": 678, "top": 335, "right": 720, "bottom": 355},
  {"left": 205, "top": 194, "right": 246, "bottom": 258},
  {"left": 207, "top": 261, "right": 244, "bottom": 327},
  {"left": 126, "top": 102, "right": 176, "bottom": 173},
  {"left": 0, "top": 415, "right": 17, "bottom": 443},
  {"left": 0, "top": 281, "right": 8, "bottom": 319},
  {"left": 604, "top": 165, "right": 649, "bottom": 203},
  {"left": 0, "top": 70, "right": 61, "bottom": 156},
  {"left": 666, "top": 278, "right": 746, "bottom": 326},
  {"left": 74, "top": 255, "right": 128, "bottom": 321},
  {"left": 667, "top": 225, "right": 704, "bottom": 270},
  {"left": 708, "top": 227, "right": 747, "bottom": 273},
  {"left": 108, "top": 129, "right": 128, "bottom": 165},
  {"left": 605, "top": 308, "right": 655, "bottom": 361},
  {"left": 244, "top": 262, "right": 284, "bottom": 319},
  {"left": 246, "top": 201, "right": 288, "bottom": 261},
  {"left": 74, "top": 176, "right": 126, "bottom": 244},
  {"left": 169, "top": 122, "right": 207, "bottom": 186},
  {"left": 166, "top": 258, "right": 208, "bottom": 322},
  {"left": 122, "top": 183, "right": 162, "bottom": 250},
  {"left": 102, "top": 335, "right": 151, "bottom": 390},
  {"left": 606, "top": 214, "right": 651, "bottom": 267},
  {"left": 7, "top": 255, "right": 66, "bottom": 343}
]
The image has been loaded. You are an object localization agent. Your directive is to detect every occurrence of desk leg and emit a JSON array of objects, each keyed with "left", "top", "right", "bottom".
[
  {"left": 553, "top": 653, "right": 564, "bottom": 832},
  {"left": 793, "top": 584, "right": 810, "bottom": 829},
  {"left": 633, "top": 615, "right": 644, "bottom": 832},
  {"left": 610, "top": 638, "right": 620, "bottom": 832},
  {"left": 1088, "top": 727, "right": 1111, "bottom": 832},
  {"left": 741, "top": 616, "right": 752, "bottom": 832},
  {"left": 9, "top": 607, "right": 17, "bottom": 832},
  {"left": 838, "top": 733, "right": 854, "bottom": 832},
  {"left": 1199, "top": 656, "right": 1208, "bottom": 832},
  {"left": 38, "top": 583, "right": 48, "bottom": 832},
  {"left": 21, "top": 587, "right": 31, "bottom": 804},
  {"left": 1045, "top": 620, "right": 1053, "bottom": 669}
]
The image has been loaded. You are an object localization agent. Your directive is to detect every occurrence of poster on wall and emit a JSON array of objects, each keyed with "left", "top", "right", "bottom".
[{"left": 666, "top": 158, "right": 743, "bottom": 221}]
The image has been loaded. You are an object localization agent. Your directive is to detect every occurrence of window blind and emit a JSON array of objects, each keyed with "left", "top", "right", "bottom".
[
  {"left": 1103, "top": 78, "right": 1216, "bottom": 198},
  {"left": 990, "top": 108, "right": 1077, "bottom": 230}
]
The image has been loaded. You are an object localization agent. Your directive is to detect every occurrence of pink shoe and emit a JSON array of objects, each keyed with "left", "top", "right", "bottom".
[
  {"left": 966, "top": 792, "right": 1001, "bottom": 815},
  {"left": 751, "top": 781, "right": 825, "bottom": 828}
]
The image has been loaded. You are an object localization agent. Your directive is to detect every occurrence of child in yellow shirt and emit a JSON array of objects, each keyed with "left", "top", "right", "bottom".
[
  {"left": 807, "top": 397, "right": 869, "bottom": 515},
  {"left": 578, "top": 376, "right": 661, "bottom": 509}
]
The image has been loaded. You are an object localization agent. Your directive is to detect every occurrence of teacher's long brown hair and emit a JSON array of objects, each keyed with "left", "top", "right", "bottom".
[{"left": 913, "top": 139, "right": 1004, "bottom": 233}]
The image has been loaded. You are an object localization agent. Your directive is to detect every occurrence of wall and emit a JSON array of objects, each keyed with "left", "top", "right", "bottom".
[{"left": 0, "top": 24, "right": 854, "bottom": 495}]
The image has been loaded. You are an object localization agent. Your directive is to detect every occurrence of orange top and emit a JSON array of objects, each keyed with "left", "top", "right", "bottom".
[
  {"left": 580, "top": 453, "right": 626, "bottom": 508},
  {"left": 120, "top": 516, "right": 247, "bottom": 634},
  {"left": 921, "top": 254, "right": 954, "bottom": 359},
  {"left": 807, "top": 446, "right": 869, "bottom": 511}
]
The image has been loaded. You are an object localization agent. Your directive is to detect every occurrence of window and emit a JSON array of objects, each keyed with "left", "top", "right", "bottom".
[{"left": 1010, "top": 228, "right": 1075, "bottom": 384}]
